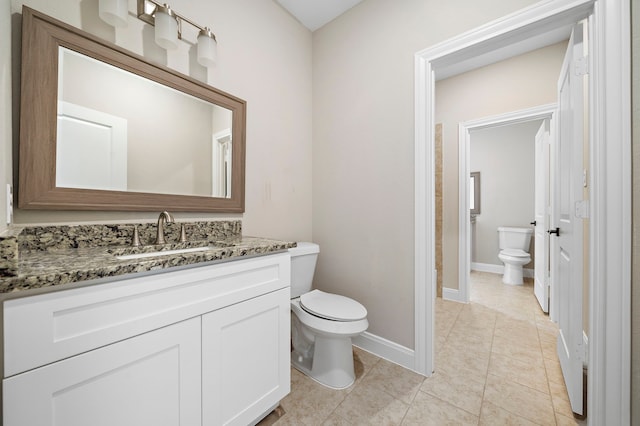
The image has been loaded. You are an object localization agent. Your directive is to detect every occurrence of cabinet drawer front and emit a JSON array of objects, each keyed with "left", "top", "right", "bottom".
[
  {"left": 4, "top": 253, "right": 290, "bottom": 376},
  {"left": 3, "top": 318, "right": 201, "bottom": 426}
]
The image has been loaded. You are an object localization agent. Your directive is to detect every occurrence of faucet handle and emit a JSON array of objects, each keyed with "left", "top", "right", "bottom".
[
  {"left": 131, "top": 225, "right": 141, "bottom": 247},
  {"left": 179, "top": 224, "right": 187, "bottom": 243}
]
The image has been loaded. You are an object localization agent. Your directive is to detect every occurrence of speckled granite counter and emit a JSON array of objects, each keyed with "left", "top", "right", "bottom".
[{"left": 0, "top": 221, "right": 295, "bottom": 296}]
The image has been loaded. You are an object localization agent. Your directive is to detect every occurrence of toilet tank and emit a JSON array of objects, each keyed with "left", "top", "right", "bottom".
[
  {"left": 498, "top": 227, "right": 533, "bottom": 252},
  {"left": 288, "top": 242, "right": 320, "bottom": 298}
]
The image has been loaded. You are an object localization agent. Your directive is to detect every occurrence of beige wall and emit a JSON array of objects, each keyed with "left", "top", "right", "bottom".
[
  {"left": 0, "top": 0, "right": 11, "bottom": 233},
  {"left": 6, "top": 0, "right": 313, "bottom": 242},
  {"left": 312, "top": 0, "right": 542, "bottom": 349},
  {"left": 470, "top": 120, "right": 541, "bottom": 267},
  {"left": 631, "top": 0, "right": 639, "bottom": 421},
  {"left": 436, "top": 42, "right": 566, "bottom": 291}
]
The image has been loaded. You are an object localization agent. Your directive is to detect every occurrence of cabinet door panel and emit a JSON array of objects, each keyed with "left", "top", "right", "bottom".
[
  {"left": 203, "top": 288, "right": 290, "bottom": 426},
  {"left": 3, "top": 318, "right": 201, "bottom": 426}
]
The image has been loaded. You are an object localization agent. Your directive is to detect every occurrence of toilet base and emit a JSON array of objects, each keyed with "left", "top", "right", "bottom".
[
  {"left": 291, "top": 335, "right": 356, "bottom": 389},
  {"left": 502, "top": 263, "right": 524, "bottom": 285}
]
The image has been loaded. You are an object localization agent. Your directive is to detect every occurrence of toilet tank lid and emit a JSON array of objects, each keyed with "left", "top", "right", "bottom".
[
  {"left": 288, "top": 242, "right": 320, "bottom": 256},
  {"left": 497, "top": 226, "right": 533, "bottom": 234}
]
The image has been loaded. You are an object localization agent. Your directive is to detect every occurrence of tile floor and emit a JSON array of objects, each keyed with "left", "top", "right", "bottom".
[{"left": 261, "top": 271, "right": 586, "bottom": 425}]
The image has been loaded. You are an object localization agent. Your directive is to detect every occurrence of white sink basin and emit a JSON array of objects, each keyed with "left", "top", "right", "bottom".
[{"left": 116, "top": 246, "right": 211, "bottom": 260}]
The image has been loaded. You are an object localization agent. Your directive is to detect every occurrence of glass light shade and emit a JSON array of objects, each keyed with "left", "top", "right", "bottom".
[
  {"left": 99, "top": 0, "right": 128, "bottom": 28},
  {"left": 197, "top": 30, "right": 217, "bottom": 67},
  {"left": 154, "top": 6, "right": 178, "bottom": 50}
]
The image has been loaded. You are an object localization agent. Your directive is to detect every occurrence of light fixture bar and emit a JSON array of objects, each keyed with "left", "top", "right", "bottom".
[{"left": 136, "top": 0, "right": 216, "bottom": 42}]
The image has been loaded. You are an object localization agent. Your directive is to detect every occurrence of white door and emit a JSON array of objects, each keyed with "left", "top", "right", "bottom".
[
  {"left": 56, "top": 101, "right": 128, "bottom": 191},
  {"left": 3, "top": 318, "right": 202, "bottom": 426},
  {"left": 534, "top": 119, "right": 551, "bottom": 312},
  {"left": 552, "top": 21, "right": 587, "bottom": 416}
]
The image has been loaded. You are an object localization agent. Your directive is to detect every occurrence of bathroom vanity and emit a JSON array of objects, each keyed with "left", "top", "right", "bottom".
[{"left": 0, "top": 222, "right": 294, "bottom": 426}]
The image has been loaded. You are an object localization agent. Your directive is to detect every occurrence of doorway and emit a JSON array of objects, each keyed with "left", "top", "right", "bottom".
[
  {"left": 413, "top": 0, "right": 631, "bottom": 422},
  {"left": 457, "top": 106, "right": 555, "bottom": 307}
]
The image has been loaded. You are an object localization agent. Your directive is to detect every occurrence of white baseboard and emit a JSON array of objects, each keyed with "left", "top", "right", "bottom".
[
  {"left": 471, "top": 262, "right": 534, "bottom": 278},
  {"left": 471, "top": 262, "right": 503, "bottom": 274},
  {"left": 442, "top": 287, "right": 465, "bottom": 303},
  {"left": 352, "top": 331, "right": 416, "bottom": 373}
]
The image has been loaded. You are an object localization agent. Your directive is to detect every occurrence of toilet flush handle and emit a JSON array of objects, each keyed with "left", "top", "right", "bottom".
[
  {"left": 547, "top": 227, "right": 560, "bottom": 236},
  {"left": 530, "top": 221, "right": 537, "bottom": 226}
]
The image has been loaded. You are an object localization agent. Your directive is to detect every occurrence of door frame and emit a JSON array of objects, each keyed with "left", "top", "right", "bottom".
[
  {"left": 413, "top": 0, "right": 631, "bottom": 423},
  {"left": 455, "top": 104, "right": 556, "bottom": 305}
]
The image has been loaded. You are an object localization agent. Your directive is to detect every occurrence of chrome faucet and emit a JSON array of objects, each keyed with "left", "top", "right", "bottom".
[{"left": 155, "top": 211, "right": 174, "bottom": 245}]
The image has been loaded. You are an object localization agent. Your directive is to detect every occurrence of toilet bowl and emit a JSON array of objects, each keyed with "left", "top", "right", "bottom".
[
  {"left": 289, "top": 243, "right": 369, "bottom": 389},
  {"left": 498, "top": 249, "right": 531, "bottom": 285},
  {"left": 497, "top": 227, "right": 533, "bottom": 285}
]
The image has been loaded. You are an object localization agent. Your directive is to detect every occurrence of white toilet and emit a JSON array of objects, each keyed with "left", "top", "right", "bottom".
[
  {"left": 497, "top": 226, "right": 533, "bottom": 285},
  {"left": 289, "top": 242, "right": 368, "bottom": 389}
]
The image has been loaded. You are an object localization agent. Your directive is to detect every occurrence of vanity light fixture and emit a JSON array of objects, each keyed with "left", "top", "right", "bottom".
[
  {"left": 98, "top": 0, "right": 128, "bottom": 28},
  {"left": 136, "top": 0, "right": 218, "bottom": 66},
  {"left": 153, "top": 4, "right": 179, "bottom": 50}
]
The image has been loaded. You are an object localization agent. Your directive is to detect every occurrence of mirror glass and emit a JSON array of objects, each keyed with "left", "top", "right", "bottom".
[
  {"left": 57, "top": 47, "right": 233, "bottom": 198},
  {"left": 19, "top": 7, "right": 245, "bottom": 212}
]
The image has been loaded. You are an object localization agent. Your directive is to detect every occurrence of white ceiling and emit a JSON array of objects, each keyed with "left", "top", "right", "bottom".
[{"left": 275, "top": 0, "right": 365, "bottom": 32}]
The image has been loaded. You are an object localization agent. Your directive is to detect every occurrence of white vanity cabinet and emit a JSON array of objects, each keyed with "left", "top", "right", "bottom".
[{"left": 2, "top": 253, "right": 291, "bottom": 426}]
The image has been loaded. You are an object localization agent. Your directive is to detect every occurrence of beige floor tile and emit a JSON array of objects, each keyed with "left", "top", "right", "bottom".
[
  {"left": 555, "top": 412, "right": 587, "bottom": 425},
  {"left": 435, "top": 322, "right": 454, "bottom": 344},
  {"left": 544, "top": 356, "right": 565, "bottom": 385},
  {"left": 491, "top": 333, "right": 545, "bottom": 367},
  {"left": 548, "top": 379, "right": 579, "bottom": 418},
  {"left": 437, "top": 343, "right": 491, "bottom": 384},
  {"left": 539, "top": 334, "right": 558, "bottom": 360},
  {"left": 494, "top": 316, "right": 540, "bottom": 340},
  {"left": 536, "top": 317, "right": 560, "bottom": 333},
  {"left": 333, "top": 384, "right": 409, "bottom": 425},
  {"left": 483, "top": 373, "right": 556, "bottom": 426},
  {"left": 420, "top": 368, "right": 485, "bottom": 416},
  {"left": 488, "top": 351, "right": 549, "bottom": 394},
  {"left": 445, "top": 327, "right": 493, "bottom": 353},
  {"left": 457, "top": 303, "right": 498, "bottom": 323},
  {"left": 436, "top": 298, "right": 464, "bottom": 320},
  {"left": 322, "top": 412, "right": 354, "bottom": 425},
  {"left": 358, "top": 359, "right": 424, "bottom": 405},
  {"left": 279, "top": 368, "right": 349, "bottom": 425},
  {"left": 479, "top": 400, "right": 540, "bottom": 426},
  {"left": 352, "top": 347, "right": 381, "bottom": 384},
  {"left": 401, "top": 391, "right": 479, "bottom": 425}
]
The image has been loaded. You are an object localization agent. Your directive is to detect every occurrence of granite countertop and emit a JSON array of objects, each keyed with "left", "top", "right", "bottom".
[
  {"left": 0, "top": 235, "right": 296, "bottom": 296},
  {"left": 0, "top": 237, "right": 296, "bottom": 294}
]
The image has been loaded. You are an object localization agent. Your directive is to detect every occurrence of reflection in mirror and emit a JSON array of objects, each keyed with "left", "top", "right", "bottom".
[
  {"left": 57, "top": 47, "right": 233, "bottom": 198},
  {"left": 470, "top": 172, "right": 480, "bottom": 215}
]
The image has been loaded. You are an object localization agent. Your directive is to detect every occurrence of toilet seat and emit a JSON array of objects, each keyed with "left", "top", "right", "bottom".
[
  {"left": 291, "top": 299, "right": 369, "bottom": 337},
  {"left": 300, "top": 290, "right": 367, "bottom": 321}
]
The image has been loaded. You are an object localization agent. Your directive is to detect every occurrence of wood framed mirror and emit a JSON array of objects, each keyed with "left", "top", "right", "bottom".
[{"left": 19, "top": 6, "right": 246, "bottom": 212}]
